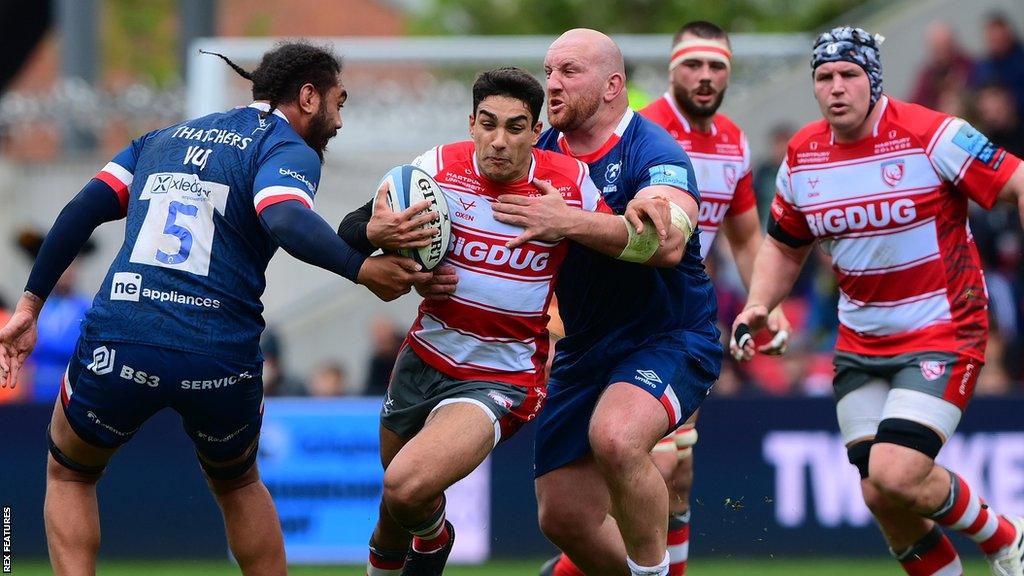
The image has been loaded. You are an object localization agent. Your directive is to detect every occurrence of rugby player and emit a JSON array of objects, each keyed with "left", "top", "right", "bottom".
[
  {"left": 734, "top": 26, "right": 1024, "bottom": 576},
  {"left": 337, "top": 66, "right": 682, "bottom": 576},
  {"left": 0, "top": 42, "right": 427, "bottom": 576},
  {"left": 637, "top": 21, "right": 792, "bottom": 576},
  {"left": 491, "top": 29, "right": 721, "bottom": 576}
]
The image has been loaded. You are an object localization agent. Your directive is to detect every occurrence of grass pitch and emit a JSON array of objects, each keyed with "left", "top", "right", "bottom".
[{"left": 9, "top": 558, "right": 991, "bottom": 575}]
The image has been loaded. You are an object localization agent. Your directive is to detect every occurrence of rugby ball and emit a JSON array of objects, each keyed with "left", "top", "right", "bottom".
[{"left": 373, "top": 164, "right": 451, "bottom": 271}]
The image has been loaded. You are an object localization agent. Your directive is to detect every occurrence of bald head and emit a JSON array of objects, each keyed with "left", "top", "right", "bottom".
[
  {"left": 550, "top": 28, "right": 625, "bottom": 77},
  {"left": 544, "top": 28, "right": 628, "bottom": 133}
]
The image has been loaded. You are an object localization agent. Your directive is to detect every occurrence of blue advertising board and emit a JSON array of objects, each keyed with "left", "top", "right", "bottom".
[
  {"left": 258, "top": 398, "right": 490, "bottom": 563},
  {"left": 2, "top": 396, "right": 1022, "bottom": 560}
]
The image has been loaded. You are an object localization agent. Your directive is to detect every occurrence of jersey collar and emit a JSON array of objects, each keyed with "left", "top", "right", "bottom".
[
  {"left": 247, "top": 102, "right": 291, "bottom": 123},
  {"left": 557, "top": 108, "right": 634, "bottom": 164},
  {"left": 663, "top": 92, "right": 717, "bottom": 136}
]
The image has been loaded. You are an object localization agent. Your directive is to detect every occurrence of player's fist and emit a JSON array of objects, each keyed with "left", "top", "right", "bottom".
[
  {"left": 414, "top": 264, "right": 458, "bottom": 301},
  {"left": 357, "top": 254, "right": 433, "bottom": 302},
  {"left": 367, "top": 184, "right": 439, "bottom": 251},
  {"left": 730, "top": 303, "right": 769, "bottom": 362}
]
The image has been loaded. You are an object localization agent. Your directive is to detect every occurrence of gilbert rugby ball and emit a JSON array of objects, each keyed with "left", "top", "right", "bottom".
[{"left": 374, "top": 164, "right": 451, "bottom": 271}]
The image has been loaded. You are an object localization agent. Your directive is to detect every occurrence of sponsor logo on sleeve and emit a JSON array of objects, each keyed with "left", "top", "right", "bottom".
[
  {"left": 648, "top": 164, "right": 689, "bottom": 189},
  {"left": 279, "top": 167, "right": 317, "bottom": 193},
  {"left": 951, "top": 123, "right": 1003, "bottom": 169},
  {"left": 635, "top": 369, "right": 663, "bottom": 388}
]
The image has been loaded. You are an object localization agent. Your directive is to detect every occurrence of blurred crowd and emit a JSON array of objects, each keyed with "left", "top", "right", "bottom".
[{"left": 1, "top": 13, "right": 1021, "bottom": 404}]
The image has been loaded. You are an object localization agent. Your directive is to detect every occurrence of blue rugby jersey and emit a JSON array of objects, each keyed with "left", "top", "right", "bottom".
[
  {"left": 536, "top": 110, "right": 722, "bottom": 376},
  {"left": 82, "top": 103, "right": 323, "bottom": 363}
]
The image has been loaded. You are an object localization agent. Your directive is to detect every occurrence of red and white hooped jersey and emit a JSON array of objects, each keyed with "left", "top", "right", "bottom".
[
  {"left": 640, "top": 93, "right": 756, "bottom": 258},
  {"left": 771, "top": 96, "right": 1021, "bottom": 361},
  {"left": 408, "top": 141, "right": 607, "bottom": 387}
]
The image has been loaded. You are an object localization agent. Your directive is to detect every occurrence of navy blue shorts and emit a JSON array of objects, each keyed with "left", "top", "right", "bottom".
[
  {"left": 534, "top": 331, "right": 719, "bottom": 478},
  {"left": 60, "top": 337, "right": 263, "bottom": 463}
]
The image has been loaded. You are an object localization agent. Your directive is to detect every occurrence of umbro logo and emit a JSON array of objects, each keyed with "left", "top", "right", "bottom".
[
  {"left": 635, "top": 369, "right": 662, "bottom": 388},
  {"left": 87, "top": 346, "right": 116, "bottom": 376}
]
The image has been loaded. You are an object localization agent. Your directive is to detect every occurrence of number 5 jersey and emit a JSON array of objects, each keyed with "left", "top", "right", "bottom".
[{"left": 84, "top": 103, "right": 321, "bottom": 363}]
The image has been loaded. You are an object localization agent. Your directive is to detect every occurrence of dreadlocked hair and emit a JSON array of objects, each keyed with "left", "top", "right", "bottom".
[{"left": 200, "top": 41, "right": 342, "bottom": 119}]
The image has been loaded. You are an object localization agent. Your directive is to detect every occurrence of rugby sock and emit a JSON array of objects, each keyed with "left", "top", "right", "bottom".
[
  {"left": 667, "top": 510, "right": 691, "bottom": 576},
  {"left": 409, "top": 498, "right": 450, "bottom": 554},
  {"left": 929, "top": 469, "right": 1016, "bottom": 554},
  {"left": 891, "top": 526, "right": 961, "bottom": 576},
  {"left": 627, "top": 551, "right": 670, "bottom": 576},
  {"left": 552, "top": 553, "right": 585, "bottom": 576},
  {"left": 366, "top": 543, "right": 405, "bottom": 576}
]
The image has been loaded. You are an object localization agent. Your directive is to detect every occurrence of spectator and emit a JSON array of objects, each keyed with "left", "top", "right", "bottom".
[
  {"left": 362, "top": 315, "right": 402, "bottom": 396},
  {"left": 260, "top": 327, "right": 306, "bottom": 396},
  {"left": 307, "top": 362, "right": 350, "bottom": 397},
  {"left": 16, "top": 228, "right": 93, "bottom": 403},
  {"left": 752, "top": 123, "right": 793, "bottom": 226},
  {"left": 973, "top": 81, "right": 1024, "bottom": 157},
  {"left": 972, "top": 12, "right": 1024, "bottom": 115},
  {"left": 909, "top": 21, "right": 974, "bottom": 112}
]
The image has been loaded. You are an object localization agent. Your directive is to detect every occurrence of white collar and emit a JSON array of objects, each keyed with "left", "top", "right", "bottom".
[{"left": 247, "top": 102, "right": 290, "bottom": 123}]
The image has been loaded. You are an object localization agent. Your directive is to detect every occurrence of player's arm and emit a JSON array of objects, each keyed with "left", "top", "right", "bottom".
[
  {"left": 996, "top": 162, "right": 1024, "bottom": 228},
  {"left": 0, "top": 175, "right": 126, "bottom": 388},
  {"left": 722, "top": 207, "right": 793, "bottom": 355},
  {"left": 336, "top": 188, "right": 455, "bottom": 301},
  {"left": 259, "top": 200, "right": 431, "bottom": 302},
  {"left": 731, "top": 187, "right": 815, "bottom": 361},
  {"left": 336, "top": 186, "right": 437, "bottom": 254},
  {"left": 255, "top": 144, "right": 431, "bottom": 301},
  {"left": 493, "top": 180, "right": 692, "bottom": 267}
]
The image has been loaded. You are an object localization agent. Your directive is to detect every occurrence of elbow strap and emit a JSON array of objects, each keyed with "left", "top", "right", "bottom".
[
  {"left": 617, "top": 202, "right": 694, "bottom": 263},
  {"left": 670, "top": 201, "right": 695, "bottom": 242}
]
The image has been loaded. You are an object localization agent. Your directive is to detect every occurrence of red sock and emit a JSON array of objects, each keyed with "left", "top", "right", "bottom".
[
  {"left": 553, "top": 553, "right": 586, "bottom": 576},
  {"left": 667, "top": 510, "right": 691, "bottom": 576},
  {"left": 366, "top": 545, "right": 405, "bottom": 576},
  {"left": 894, "top": 527, "right": 961, "bottom": 576},
  {"left": 931, "top": 471, "right": 1016, "bottom": 554},
  {"left": 412, "top": 521, "right": 450, "bottom": 553}
]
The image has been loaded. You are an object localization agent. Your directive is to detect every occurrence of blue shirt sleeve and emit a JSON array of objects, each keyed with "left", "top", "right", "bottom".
[
  {"left": 252, "top": 139, "right": 321, "bottom": 215},
  {"left": 629, "top": 119, "right": 700, "bottom": 204}
]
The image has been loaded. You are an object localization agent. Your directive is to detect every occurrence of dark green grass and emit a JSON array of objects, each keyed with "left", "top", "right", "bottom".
[{"left": 7, "top": 558, "right": 991, "bottom": 575}]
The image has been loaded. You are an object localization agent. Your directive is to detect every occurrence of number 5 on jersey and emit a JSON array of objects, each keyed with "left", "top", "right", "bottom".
[{"left": 130, "top": 172, "right": 230, "bottom": 276}]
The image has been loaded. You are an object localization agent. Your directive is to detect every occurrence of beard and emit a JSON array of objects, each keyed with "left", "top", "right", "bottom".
[
  {"left": 548, "top": 91, "right": 602, "bottom": 132},
  {"left": 304, "top": 105, "right": 338, "bottom": 164},
  {"left": 673, "top": 83, "right": 727, "bottom": 119}
]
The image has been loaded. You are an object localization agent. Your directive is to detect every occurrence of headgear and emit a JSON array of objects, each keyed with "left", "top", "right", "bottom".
[{"left": 811, "top": 26, "right": 885, "bottom": 111}]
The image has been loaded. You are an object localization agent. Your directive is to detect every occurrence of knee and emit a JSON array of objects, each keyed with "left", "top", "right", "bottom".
[
  {"left": 382, "top": 466, "right": 436, "bottom": 515},
  {"left": 538, "top": 499, "right": 590, "bottom": 545},
  {"left": 860, "top": 479, "right": 896, "bottom": 515},
  {"left": 589, "top": 426, "right": 647, "bottom": 476},
  {"left": 867, "top": 457, "right": 923, "bottom": 507},
  {"left": 47, "top": 454, "right": 102, "bottom": 485},
  {"left": 205, "top": 461, "right": 260, "bottom": 495}
]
